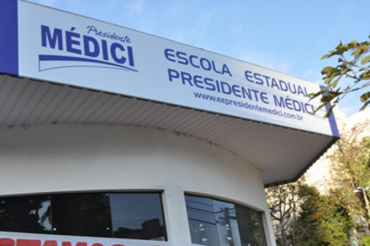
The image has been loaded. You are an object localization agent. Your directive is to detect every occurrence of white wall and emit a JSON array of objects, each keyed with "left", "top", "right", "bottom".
[{"left": 0, "top": 124, "right": 275, "bottom": 245}]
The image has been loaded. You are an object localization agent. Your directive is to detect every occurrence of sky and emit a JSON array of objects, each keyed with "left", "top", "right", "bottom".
[{"left": 25, "top": 0, "right": 370, "bottom": 117}]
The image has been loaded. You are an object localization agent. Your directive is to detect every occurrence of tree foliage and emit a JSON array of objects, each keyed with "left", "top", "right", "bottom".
[
  {"left": 363, "top": 235, "right": 370, "bottom": 246},
  {"left": 313, "top": 191, "right": 352, "bottom": 246},
  {"left": 325, "top": 121, "right": 370, "bottom": 245},
  {"left": 266, "top": 120, "right": 370, "bottom": 245},
  {"left": 309, "top": 35, "right": 370, "bottom": 117},
  {"left": 266, "top": 183, "right": 351, "bottom": 246}
]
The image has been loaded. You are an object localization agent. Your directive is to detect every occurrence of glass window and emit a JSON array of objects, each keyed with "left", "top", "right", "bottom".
[
  {"left": 185, "top": 195, "right": 267, "bottom": 246},
  {"left": 235, "top": 204, "right": 266, "bottom": 246},
  {"left": 0, "top": 195, "right": 52, "bottom": 234},
  {"left": 185, "top": 196, "right": 220, "bottom": 246},
  {"left": 0, "top": 192, "right": 166, "bottom": 241},
  {"left": 51, "top": 193, "right": 112, "bottom": 237},
  {"left": 110, "top": 193, "right": 166, "bottom": 240}
]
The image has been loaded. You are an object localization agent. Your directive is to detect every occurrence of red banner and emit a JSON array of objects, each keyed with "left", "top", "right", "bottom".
[{"left": 0, "top": 232, "right": 199, "bottom": 246}]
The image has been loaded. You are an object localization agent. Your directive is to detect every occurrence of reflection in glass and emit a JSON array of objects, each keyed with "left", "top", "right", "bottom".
[
  {"left": 0, "top": 192, "right": 167, "bottom": 241},
  {"left": 235, "top": 204, "right": 267, "bottom": 246},
  {"left": 213, "top": 200, "right": 240, "bottom": 246},
  {"left": 186, "top": 196, "right": 219, "bottom": 246},
  {"left": 185, "top": 195, "right": 267, "bottom": 246},
  {"left": 51, "top": 193, "right": 112, "bottom": 237},
  {"left": 110, "top": 193, "right": 166, "bottom": 241},
  {"left": 0, "top": 195, "right": 52, "bottom": 234}
]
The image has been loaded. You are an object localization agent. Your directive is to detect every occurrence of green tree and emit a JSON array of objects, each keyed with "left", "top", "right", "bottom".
[
  {"left": 266, "top": 182, "right": 352, "bottom": 246},
  {"left": 363, "top": 235, "right": 370, "bottom": 246},
  {"left": 265, "top": 182, "right": 301, "bottom": 246},
  {"left": 310, "top": 35, "right": 370, "bottom": 117},
  {"left": 321, "top": 120, "right": 370, "bottom": 245},
  {"left": 291, "top": 184, "right": 323, "bottom": 246},
  {"left": 315, "top": 190, "right": 352, "bottom": 246},
  {"left": 266, "top": 121, "right": 370, "bottom": 245},
  {"left": 265, "top": 182, "right": 328, "bottom": 246}
]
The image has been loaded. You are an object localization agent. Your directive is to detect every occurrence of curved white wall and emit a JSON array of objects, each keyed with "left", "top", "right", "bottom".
[{"left": 0, "top": 124, "right": 275, "bottom": 245}]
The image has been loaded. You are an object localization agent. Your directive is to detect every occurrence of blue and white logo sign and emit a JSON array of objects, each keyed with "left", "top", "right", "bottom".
[
  {"left": 0, "top": 0, "right": 338, "bottom": 137},
  {"left": 39, "top": 25, "right": 137, "bottom": 72}
]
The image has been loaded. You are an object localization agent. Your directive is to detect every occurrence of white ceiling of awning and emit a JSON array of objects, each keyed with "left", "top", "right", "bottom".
[{"left": 0, "top": 73, "right": 337, "bottom": 186}]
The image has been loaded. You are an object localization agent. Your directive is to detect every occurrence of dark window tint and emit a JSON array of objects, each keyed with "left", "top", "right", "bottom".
[
  {"left": 110, "top": 193, "right": 166, "bottom": 240},
  {"left": 185, "top": 195, "right": 267, "bottom": 246},
  {"left": 0, "top": 195, "right": 52, "bottom": 234},
  {"left": 51, "top": 193, "right": 112, "bottom": 237},
  {"left": 0, "top": 192, "right": 166, "bottom": 241},
  {"left": 235, "top": 204, "right": 266, "bottom": 246}
]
